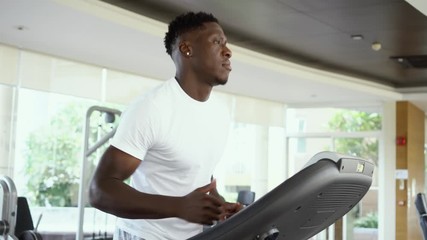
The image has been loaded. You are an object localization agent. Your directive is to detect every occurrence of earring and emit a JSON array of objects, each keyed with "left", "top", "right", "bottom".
[{"left": 186, "top": 52, "right": 190, "bottom": 56}]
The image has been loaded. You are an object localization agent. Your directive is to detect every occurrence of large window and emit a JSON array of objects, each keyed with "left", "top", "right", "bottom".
[
  {"left": 286, "top": 107, "right": 380, "bottom": 240},
  {"left": 0, "top": 84, "right": 15, "bottom": 176},
  {"left": 14, "top": 89, "right": 118, "bottom": 235},
  {"left": 215, "top": 123, "right": 285, "bottom": 202}
]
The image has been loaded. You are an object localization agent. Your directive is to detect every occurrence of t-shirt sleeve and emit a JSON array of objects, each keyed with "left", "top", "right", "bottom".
[{"left": 110, "top": 98, "right": 158, "bottom": 161}]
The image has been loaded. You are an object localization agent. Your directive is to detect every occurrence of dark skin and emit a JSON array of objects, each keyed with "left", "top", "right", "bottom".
[
  {"left": 172, "top": 22, "right": 232, "bottom": 101},
  {"left": 89, "top": 22, "right": 241, "bottom": 226}
]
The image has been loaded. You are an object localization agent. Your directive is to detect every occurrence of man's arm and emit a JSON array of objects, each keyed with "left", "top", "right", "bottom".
[{"left": 89, "top": 145, "right": 224, "bottom": 225}]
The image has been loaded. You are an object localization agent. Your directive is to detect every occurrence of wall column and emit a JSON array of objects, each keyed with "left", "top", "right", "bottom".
[
  {"left": 396, "top": 101, "right": 425, "bottom": 240},
  {"left": 379, "top": 101, "right": 396, "bottom": 240}
]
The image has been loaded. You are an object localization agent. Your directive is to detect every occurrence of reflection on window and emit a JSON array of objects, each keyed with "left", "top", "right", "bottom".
[
  {"left": 297, "top": 119, "right": 306, "bottom": 153},
  {"left": 215, "top": 123, "right": 285, "bottom": 203},
  {"left": 288, "top": 138, "right": 332, "bottom": 175},
  {"left": 0, "top": 84, "right": 15, "bottom": 176}
]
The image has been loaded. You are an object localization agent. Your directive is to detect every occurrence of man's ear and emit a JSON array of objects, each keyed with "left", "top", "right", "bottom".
[{"left": 179, "top": 41, "right": 192, "bottom": 57}]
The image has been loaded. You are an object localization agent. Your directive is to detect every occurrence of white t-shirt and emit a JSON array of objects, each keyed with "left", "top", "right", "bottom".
[{"left": 110, "top": 78, "right": 230, "bottom": 240}]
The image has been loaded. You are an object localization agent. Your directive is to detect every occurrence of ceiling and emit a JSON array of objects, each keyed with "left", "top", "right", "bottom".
[
  {"left": 1, "top": 0, "right": 427, "bottom": 111},
  {"left": 101, "top": 0, "right": 427, "bottom": 89}
]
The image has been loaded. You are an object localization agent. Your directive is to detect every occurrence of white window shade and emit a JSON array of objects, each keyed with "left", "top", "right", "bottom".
[
  {"left": 233, "top": 95, "right": 284, "bottom": 127},
  {"left": 0, "top": 45, "right": 19, "bottom": 85},
  {"left": 20, "top": 51, "right": 103, "bottom": 100},
  {"left": 105, "top": 70, "right": 162, "bottom": 104}
]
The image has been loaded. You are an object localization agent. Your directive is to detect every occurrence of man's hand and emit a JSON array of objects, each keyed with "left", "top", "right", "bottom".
[
  {"left": 209, "top": 178, "right": 243, "bottom": 221},
  {"left": 220, "top": 201, "right": 243, "bottom": 220},
  {"left": 176, "top": 182, "right": 224, "bottom": 225}
]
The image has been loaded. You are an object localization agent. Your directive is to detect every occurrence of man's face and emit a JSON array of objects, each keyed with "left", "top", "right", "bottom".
[{"left": 190, "top": 22, "right": 232, "bottom": 86}]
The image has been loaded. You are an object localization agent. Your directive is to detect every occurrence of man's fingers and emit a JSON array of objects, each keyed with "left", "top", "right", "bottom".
[
  {"left": 224, "top": 202, "right": 242, "bottom": 212},
  {"left": 196, "top": 181, "right": 216, "bottom": 194}
]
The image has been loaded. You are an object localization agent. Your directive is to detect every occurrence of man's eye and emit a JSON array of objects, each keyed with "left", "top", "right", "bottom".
[{"left": 213, "top": 40, "right": 221, "bottom": 44}]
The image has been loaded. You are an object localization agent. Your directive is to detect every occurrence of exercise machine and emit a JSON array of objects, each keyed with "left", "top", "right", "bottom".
[
  {"left": 76, "top": 106, "right": 121, "bottom": 240},
  {"left": 415, "top": 192, "right": 427, "bottom": 240},
  {"left": 0, "top": 176, "right": 43, "bottom": 240},
  {"left": 0, "top": 176, "right": 18, "bottom": 239},
  {"left": 190, "top": 151, "right": 374, "bottom": 240}
]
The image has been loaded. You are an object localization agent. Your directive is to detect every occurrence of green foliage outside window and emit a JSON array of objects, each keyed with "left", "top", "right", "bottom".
[
  {"left": 24, "top": 103, "right": 85, "bottom": 207},
  {"left": 23, "top": 102, "right": 120, "bottom": 207},
  {"left": 354, "top": 212, "right": 378, "bottom": 228},
  {"left": 328, "top": 110, "right": 381, "bottom": 165}
]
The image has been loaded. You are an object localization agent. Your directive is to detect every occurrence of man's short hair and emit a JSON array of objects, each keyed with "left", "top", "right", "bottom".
[{"left": 164, "top": 11, "right": 218, "bottom": 56}]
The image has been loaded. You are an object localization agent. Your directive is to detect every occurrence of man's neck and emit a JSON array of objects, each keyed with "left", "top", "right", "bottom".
[{"left": 175, "top": 76, "right": 212, "bottom": 102}]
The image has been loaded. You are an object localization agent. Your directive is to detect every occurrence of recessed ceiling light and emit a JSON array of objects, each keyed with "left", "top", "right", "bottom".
[
  {"left": 15, "top": 25, "right": 28, "bottom": 31},
  {"left": 351, "top": 34, "right": 364, "bottom": 40}
]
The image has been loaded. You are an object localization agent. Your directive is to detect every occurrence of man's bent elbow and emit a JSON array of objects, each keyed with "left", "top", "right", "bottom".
[{"left": 88, "top": 180, "right": 103, "bottom": 210}]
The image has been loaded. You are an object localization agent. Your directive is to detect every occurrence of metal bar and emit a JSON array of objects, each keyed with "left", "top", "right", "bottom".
[
  {"left": 86, "top": 129, "right": 117, "bottom": 157},
  {"left": 76, "top": 106, "right": 121, "bottom": 240}
]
